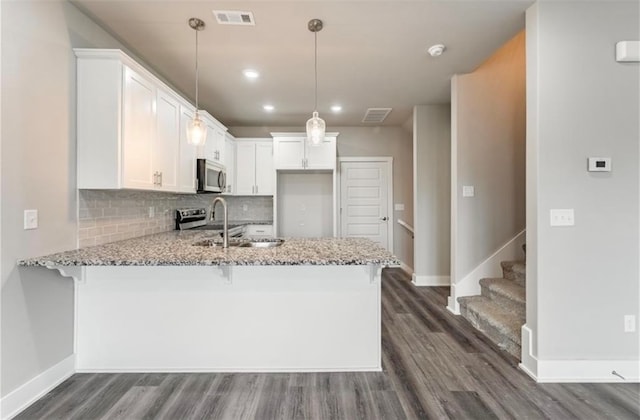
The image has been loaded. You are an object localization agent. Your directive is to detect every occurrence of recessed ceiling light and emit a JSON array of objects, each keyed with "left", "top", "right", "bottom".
[
  {"left": 263, "top": 104, "right": 275, "bottom": 112},
  {"left": 243, "top": 69, "right": 260, "bottom": 79},
  {"left": 331, "top": 105, "right": 342, "bottom": 113},
  {"left": 427, "top": 44, "right": 446, "bottom": 57}
]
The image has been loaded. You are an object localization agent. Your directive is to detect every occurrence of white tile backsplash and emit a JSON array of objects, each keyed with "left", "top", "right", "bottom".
[{"left": 78, "top": 190, "right": 273, "bottom": 247}]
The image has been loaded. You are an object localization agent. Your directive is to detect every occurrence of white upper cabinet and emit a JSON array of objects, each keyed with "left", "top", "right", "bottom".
[
  {"left": 201, "top": 111, "right": 227, "bottom": 165},
  {"left": 235, "top": 139, "right": 274, "bottom": 196},
  {"left": 255, "top": 142, "right": 275, "bottom": 195},
  {"left": 178, "top": 103, "right": 198, "bottom": 193},
  {"left": 272, "top": 133, "right": 338, "bottom": 170},
  {"left": 75, "top": 49, "right": 228, "bottom": 193},
  {"left": 272, "top": 137, "right": 305, "bottom": 170},
  {"left": 224, "top": 133, "right": 236, "bottom": 194},
  {"left": 121, "top": 66, "right": 156, "bottom": 189},
  {"left": 154, "top": 88, "right": 181, "bottom": 191}
]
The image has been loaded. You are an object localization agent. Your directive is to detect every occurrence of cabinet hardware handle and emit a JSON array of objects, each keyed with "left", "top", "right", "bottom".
[
  {"left": 159, "top": 172, "right": 163, "bottom": 186},
  {"left": 255, "top": 185, "right": 258, "bottom": 194}
]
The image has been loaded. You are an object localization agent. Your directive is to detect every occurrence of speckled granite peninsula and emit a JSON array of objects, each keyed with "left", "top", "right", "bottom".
[
  {"left": 19, "top": 231, "right": 399, "bottom": 267},
  {"left": 21, "top": 232, "right": 396, "bottom": 373}
]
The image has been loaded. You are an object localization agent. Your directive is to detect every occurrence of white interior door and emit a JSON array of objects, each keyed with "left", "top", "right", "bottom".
[{"left": 340, "top": 160, "right": 391, "bottom": 251}]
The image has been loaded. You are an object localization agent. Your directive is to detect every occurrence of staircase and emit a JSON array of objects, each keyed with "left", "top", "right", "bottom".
[{"left": 458, "top": 260, "right": 526, "bottom": 358}]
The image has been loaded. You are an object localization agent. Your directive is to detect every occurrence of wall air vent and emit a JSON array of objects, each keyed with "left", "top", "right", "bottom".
[
  {"left": 212, "top": 10, "right": 255, "bottom": 26},
  {"left": 362, "top": 108, "right": 392, "bottom": 123}
]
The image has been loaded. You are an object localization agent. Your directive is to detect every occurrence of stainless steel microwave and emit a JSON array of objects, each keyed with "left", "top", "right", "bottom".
[{"left": 196, "top": 159, "right": 226, "bottom": 193}]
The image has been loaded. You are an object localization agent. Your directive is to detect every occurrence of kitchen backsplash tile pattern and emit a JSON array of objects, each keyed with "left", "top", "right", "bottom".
[{"left": 78, "top": 190, "right": 273, "bottom": 247}]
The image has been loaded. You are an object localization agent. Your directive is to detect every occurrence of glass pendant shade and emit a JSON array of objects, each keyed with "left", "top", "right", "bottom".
[
  {"left": 306, "top": 111, "right": 325, "bottom": 145},
  {"left": 187, "top": 111, "right": 207, "bottom": 146}
]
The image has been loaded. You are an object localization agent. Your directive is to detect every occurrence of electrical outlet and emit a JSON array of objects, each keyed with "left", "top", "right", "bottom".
[
  {"left": 148, "top": 206, "right": 155, "bottom": 218},
  {"left": 624, "top": 315, "right": 636, "bottom": 333},
  {"left": 24, "top": 209, "right": 38, "bottom": 230},
  {"left": 242, "top": 204, "right": 248, "bottom": 212},
  {"left": 394, "top": 203, "right": 405, "bottom": 211},
  {"left": 462, "top": 186, "right": 475, "bottom": 197},
  {"left": 550, "top": 209, "right": 575, "bottom": 226}
]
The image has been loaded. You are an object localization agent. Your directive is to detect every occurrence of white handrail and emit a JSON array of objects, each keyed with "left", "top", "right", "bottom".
[{"left": 397, "top": 219, "right": 414, "bottom": 238}]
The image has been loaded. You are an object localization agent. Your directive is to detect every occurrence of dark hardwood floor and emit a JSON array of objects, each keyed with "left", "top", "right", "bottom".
[{"left": 16, "top": 268, "right": 640, "bottom": 419}]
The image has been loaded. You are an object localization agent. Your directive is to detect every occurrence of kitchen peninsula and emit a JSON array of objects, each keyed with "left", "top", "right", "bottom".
[{"left": 20, "top": 232, "right": 397, "bottom": 373}]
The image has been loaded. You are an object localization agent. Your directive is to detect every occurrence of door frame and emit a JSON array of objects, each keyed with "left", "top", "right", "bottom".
[{"left": 337, "top": 157, "right": 394, "bottom": 253}]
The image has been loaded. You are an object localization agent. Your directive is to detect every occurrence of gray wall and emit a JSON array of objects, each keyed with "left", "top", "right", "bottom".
[
  {"left": 451, "top": 31, "right": 526, "bottom": 283},
  {"left": 1, "top": 0, "right": 126, "bottom": 397},
  {"left": 230, "top": 126, "right": 414, "bottom": 269},
  {"left": 277, "top": 173, "right": 333, "bottom": 238},
  {"left": 527, "top": 1, "right": 639, "bottom": 362},
  {"left": 412, "top": 105, "right": 451, "bottom": 281}
]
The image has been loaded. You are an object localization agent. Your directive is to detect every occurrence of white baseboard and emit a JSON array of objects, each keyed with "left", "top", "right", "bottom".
[
  {"left": 411, "top": 274, "right": 450, "bottom": 286},
  {"left": 519, "top": 326, "right": 639, "bottom": 383},
  {"left": 448, "top": 230, "right": 525, "bottom": 314},
  {"left": 446, "top": 283, "right": 461, "bottom": 314},
  {"left": 1, "top": 355, "right": 76, "bottom": 420},
  {"left": 519, "top": 324, "right": 538, "bottom": 379},
  {"left": 76, "top": 365, "right": 382, "bottom": 373}
]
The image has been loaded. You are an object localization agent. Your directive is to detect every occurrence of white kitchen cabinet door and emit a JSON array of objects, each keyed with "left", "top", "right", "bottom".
[
  {"left": 154, "top": 89, "right": 181, "bottom": 191},
  {"left": 305, "top": 137, "right": 336, "bottom": 170},
  {"left": 273, "top": 137, "right": 305, "bottom": 169},
  {"left": 235, "top": 142, "right": 256, "bottom": 195},
  {"left": 224, "top": 133, "right": 236, "bottom": 194},
  {"left": 255, "top": 142, "right": 274, "bottom": 195},
  {"left": 122, "top": 66, "right": 156, "bottom": 190},
  {"left": 178, "top": 104, "right": 197, "bottom": 193},
  {"left": 202, "top": 113, "right": 226, "bottom": 164}
]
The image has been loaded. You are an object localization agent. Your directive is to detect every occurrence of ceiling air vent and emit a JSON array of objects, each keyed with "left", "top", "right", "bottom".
[
  {"left": 212, "top": 10, "right": 255, "bottom": 26},
  {"left": 362, "top": 108, "right": 392, "bottom": 123}
]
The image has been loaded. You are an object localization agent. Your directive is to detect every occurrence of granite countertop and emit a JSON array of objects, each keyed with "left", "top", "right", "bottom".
[{"left": 18, "top": 231, "right": 399, "bottom": 267}]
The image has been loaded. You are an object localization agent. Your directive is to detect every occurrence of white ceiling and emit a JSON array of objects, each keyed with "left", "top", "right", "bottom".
[{"left": 72, "top": 0, "right": 532, "bottom": 128}]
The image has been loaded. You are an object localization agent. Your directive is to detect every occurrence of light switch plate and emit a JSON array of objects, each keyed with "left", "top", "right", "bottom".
[
  {"left": 394, "top": 204, "right": 405, "bottom": 211},
  {"left": 24, "top": 209, "right": 38, "bottom": 230},
  {"left": 462, "top": 186, "right": 475, "bottom": 197},
  {"left": 550, "top": 209, "right": 574, "bottom": 226}
]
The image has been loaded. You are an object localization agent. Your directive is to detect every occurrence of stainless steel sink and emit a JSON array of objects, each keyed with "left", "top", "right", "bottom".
[
  {"left": 239, "top": 239, "right": 284, "bottom": 248},
  {"left": 192, "top": 239, "right": 244, "bottom": 248},
  {"left": 193, "top": 238, "right": 284, "bottom": 248}
]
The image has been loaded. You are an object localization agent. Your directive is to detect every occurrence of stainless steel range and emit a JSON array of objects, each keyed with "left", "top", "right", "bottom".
[{"left": 175, "top": 207, "right": 246, "bottom": 238}]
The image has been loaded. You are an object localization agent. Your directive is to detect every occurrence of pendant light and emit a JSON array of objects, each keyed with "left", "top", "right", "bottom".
[
  {"left": 186, "top": 17, "right": 207, "bottom": 146},
  {"left": 306, "top": 18, "right": 326, "bottom": 146}
]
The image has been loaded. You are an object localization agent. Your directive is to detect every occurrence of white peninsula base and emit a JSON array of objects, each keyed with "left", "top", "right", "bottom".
[{"left": 73, "top": 265, "right": 382, "bottom": 372}]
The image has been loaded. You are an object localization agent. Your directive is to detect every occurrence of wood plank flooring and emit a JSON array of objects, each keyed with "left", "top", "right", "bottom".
[{"left": 15, "top": 268, "right": 640, "bottom": 419}]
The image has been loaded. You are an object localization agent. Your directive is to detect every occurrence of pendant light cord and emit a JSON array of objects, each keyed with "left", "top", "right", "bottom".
[
  {"left": 314, "top": 30, "right": 318, "bottom": 112},
  {"left": 195, "top": 27, "right": 199, "bottom": 110}
]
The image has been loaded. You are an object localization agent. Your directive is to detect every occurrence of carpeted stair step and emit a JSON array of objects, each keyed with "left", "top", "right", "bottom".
[
  {"left": 458, "top": 296, "right": 524, "bottom": 358},
  {"left": 480, "top": 278, "right": 526, "bottom": 314},
  {"left": 501, "top": 260, "right": 526, "bottom": 286}
]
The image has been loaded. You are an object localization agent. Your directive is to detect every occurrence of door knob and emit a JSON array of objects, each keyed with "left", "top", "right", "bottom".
[{"left": 380, "top": 217, "right": 388, "bottom": 221}]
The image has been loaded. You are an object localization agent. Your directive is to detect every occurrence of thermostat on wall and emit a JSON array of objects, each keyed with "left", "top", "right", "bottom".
[{"left": 588, "top": 157, "right": 611, "bottom": 172}]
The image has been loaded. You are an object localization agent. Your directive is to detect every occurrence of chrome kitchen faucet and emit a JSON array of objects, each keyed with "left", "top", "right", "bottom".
[{"left": 211, "top": 197, "right": 229, "bottom": 248}]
